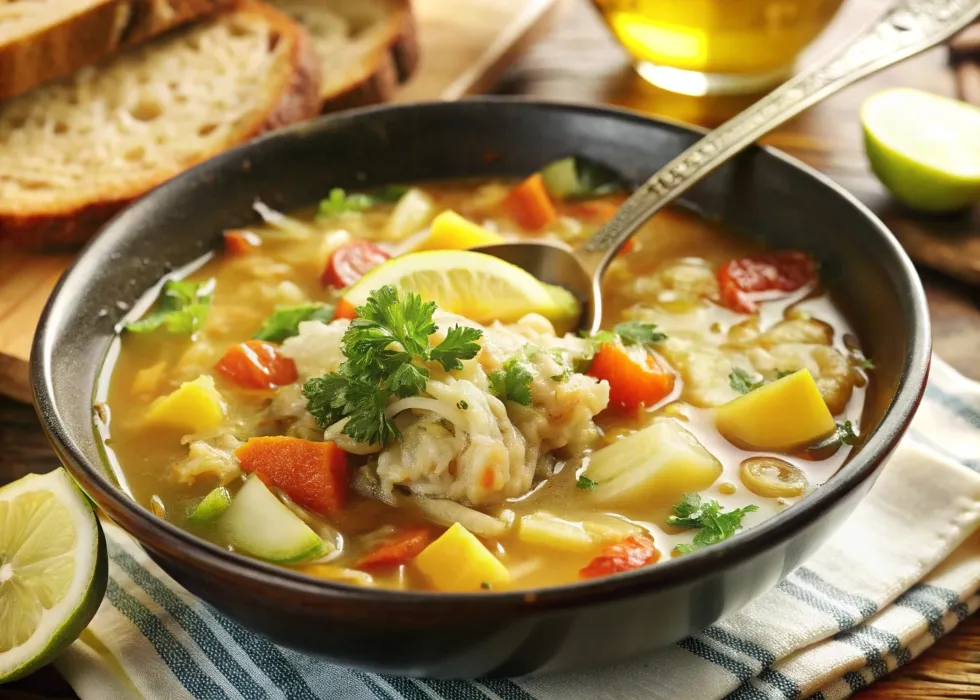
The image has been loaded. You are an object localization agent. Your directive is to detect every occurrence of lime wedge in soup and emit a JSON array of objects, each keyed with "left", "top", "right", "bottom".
[
  {"left": 340, "top": 250, "right": 582, "bottom": 332},
  {"left": 862, "top": 88, "right": 980, "bottom": 213},
  {"left": 0, "top": 469, "right": 107, "bottom": 682}
]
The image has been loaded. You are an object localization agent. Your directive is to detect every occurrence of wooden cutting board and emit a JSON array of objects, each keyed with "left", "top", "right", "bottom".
[{"left": 0, "top": 0, "right": 563, "bottom": 403}]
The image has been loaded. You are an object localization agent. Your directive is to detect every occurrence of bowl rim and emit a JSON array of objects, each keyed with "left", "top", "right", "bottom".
[{"left": 31, "top": 97, "right": 932, "bottom": 612}]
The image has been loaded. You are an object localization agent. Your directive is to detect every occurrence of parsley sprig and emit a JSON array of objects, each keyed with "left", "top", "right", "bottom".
[
  {"left": 123, "top": 279, "right": 213, "bottom": 335},
  {"left": 489, "top": 356, "right": 534, "bottom": 406},
  {"left": 253, "top": 303, "right": 334, "bottom": 342},
  {"left": 302, "top": 285, "right": 482, "bottom": 446},
  {"left": 729, "top": 367, "right": 765, "bottom": 394},
  {"left": 667, "top": 493, "right": 758, "bottom": 555},
  {"left": 317, "top": 185, "right": 409, "bottom": 217}
]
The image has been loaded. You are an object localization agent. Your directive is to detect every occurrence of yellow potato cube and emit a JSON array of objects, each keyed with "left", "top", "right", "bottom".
[
  {"left": 145, "top": 375, "right": 226, "bottom": 433},
  {"left": 414, "top": 522, "right": 510, "bottom": 592},
  {"left": 415, "top": 211, "right": 505, "bottom": 251},
  {"left": 585, "top": 418, "right": 722, "bottom": 508},
  {"left": 715, "top": 369, "right": 836, "bottom": 451},
  {"left": 518, "top": 512, "right": 596, "bottom": 552}
]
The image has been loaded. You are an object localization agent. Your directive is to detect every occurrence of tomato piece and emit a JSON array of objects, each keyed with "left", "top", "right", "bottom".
[
  {"left": 587, "top": 343, "right": 675, "bottom": 411},
  {"left": 236, "top": 436, "right": 348, "bottom": 514},
  {"left": 322, "top": 242, "right": 390, "bottom": 288},
  {"left": 215, "top": 340, "right": 297, "bottom": 390},
  {"left": 355, "top": 528, "right": 434, "bottom": 570},
  {"left": 223, "top": 229, "right": 261, "bottom": 255},
  {"left": 580, "top": 533, "right": 660, "bottom": 579},
  {"left": 717, "top": 251, "right": 817, "bottom": 314}
]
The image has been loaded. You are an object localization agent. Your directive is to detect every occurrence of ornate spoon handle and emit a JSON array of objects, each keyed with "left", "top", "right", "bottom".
[{"left": 581, "top": 0, "right": 980, "bottom": 267}]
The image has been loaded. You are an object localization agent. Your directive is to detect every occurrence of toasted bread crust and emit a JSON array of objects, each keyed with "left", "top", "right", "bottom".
[
  {"left": 318, "top": 0, "right": 420, "bottom": 113},
  {"left": 0, "top": 0, "right": 237, "bottom": 100},
  {"left": 0, "top": 1, "right": 322, "bottom": 250}
]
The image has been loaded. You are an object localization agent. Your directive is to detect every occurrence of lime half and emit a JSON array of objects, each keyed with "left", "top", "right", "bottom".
[
  {"left": 0, "top": 469, "right": 107, "bottom": 682},
  {"left": 862, "top": 88, "right": 980, "bottom": 213},
  {"left": 341, "top": 250, "right": 582, "bottom": 331}
]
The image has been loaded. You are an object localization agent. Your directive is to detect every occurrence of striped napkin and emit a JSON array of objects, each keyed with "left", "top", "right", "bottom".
[{"left": 55, "top": 357, "right": 980, "bottom": 700}]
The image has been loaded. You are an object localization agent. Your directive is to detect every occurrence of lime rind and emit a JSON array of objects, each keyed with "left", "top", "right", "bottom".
[
  {"left": 187, "top": 486, "right": 232, "bottom": 525},
  {"left": 0, "top": 469, "right": 107, "bottom": 683},
  {"left": 862, "top": 88, "right": 980, "bottom": 213}
]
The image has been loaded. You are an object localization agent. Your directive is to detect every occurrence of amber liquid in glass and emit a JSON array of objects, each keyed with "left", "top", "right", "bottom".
[{"left": 593, "top": 0, "right": 844, "bottom": 92}]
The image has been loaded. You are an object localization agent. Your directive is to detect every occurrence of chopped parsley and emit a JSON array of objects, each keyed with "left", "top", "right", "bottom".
[
  {"left": 253, "top": 303, "right": 334, "bottom": 342},
  {"left": 123, "top": 279, "right": 213, "bottom": 335},
  {"left": 302, "top": 285, "right": 482, "bottom": 446},
  {"left": 585, "top": 321, "right": 666, "bottom": 348},
  {"left": 317, "top": 185, "right": 409, "bottom": 217},
  {"left": 489, "top": 355, "right": 534, "bottom": 406},
  {"left": 776, "top": 369, "right": 795, "bottom": 379},
  {"left": 729, "top": 367, "right": 764, "bottom": 394},
  {"left": 576, "top": 475, "right": 598, "bottom": 490},
  {"left": 480, "top": 581, "right": 492, "bottom": 590},
  {"left": 667, "top": 493, "right": 758, "bottom": 555},
  {"left": 551, "top": 368, "right": 572, "bottom": 383},
  {"left": 457, "top": 400, "right": 468, "bottom": 410},
  {"left": 836, "top": 420, "right": 858, "bottom": 445}
]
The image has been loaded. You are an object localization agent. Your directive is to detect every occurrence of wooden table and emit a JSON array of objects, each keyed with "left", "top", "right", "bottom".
[{"left": 4, "top": 0, "right": 980, "bottom": 697}]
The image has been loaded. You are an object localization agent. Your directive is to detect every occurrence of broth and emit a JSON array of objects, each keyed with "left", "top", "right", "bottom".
[{"left": 96, "top": 171, "right": 869, "bottom": 592}]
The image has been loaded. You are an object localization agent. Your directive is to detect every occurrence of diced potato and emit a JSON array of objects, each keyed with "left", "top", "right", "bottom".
[
  {"left": 584, "top": 418, "right": 722, "bottom": 507},
  {"left": 414, "top": 522, "right": 510, "bottom": 591},
  {"left": 715, "top": 368, "right": 836, "bottom": 450},
  {"left": 145, "top": 375, "right": 225, "bottom": 433},
  {"left": 415, "top": 210, "right": 505, "bottom": 251},
  {"left": 519, "top": 512, "right": 596, "bottom": 552}
]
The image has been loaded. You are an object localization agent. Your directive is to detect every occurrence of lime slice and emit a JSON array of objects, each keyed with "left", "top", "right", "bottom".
[
  {"left": 342, "top": 250, "right": 582, "bottom": 330},
  {"left": 0, "top": 468, "right": 107, "bottom": 682},
  {"left": 862, "top": 88, "right": 980, "bottom": 213}
]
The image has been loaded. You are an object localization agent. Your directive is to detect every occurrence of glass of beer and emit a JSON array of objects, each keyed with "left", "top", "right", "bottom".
[{"left": 592, "top": 0, "right": 845, "bottom": 95}]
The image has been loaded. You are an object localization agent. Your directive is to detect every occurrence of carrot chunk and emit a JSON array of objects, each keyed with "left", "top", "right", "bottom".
[
  {"left": 223, "top": 229, "right": 261, "bottom": 256},
  {"left": 235, "top": 436, "right": 348, "bottom": 514},
  {"left": 587, "top": 343, "right": 675, "bottom": 411},
  {"left": 580, "top": 533, "right": 660, "bottom": 579},
  {"left": 504, "top": 173, "right": 557, "bottom": 231},
  {"left": 215, "top": 340, "right": 297, "bottom": 390},
  {"left": 717, "top": 251, "right": 817, "bottom": 314},
  {"left": 333, "top": 298, "right": 357, "bottom": 320},
  {"left": 355, "top": 528, "right": 434, "bottom": 570},
  {"left": 322, "top": 241, "right": 389, "bottom": 288}
]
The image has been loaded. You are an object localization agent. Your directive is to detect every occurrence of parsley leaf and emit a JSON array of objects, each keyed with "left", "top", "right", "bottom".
[
  {"left": 253, "top": 303, "right": 334, "bottom": 342},
  {"left": 302, "top": 285, "right": 482, "bottom": 446},
  {"left": 489, "top": 356, "right": 534, "bottom": 406},
  {"left": 855, "top": 357, "right": 875, "bottom": 369},
  {"left": 729, "top": 367, "right": 764, "bottom": 394},
  {"left": 317, "top": 185, "right": 409, "bottom": 217},
  {"left": 576, "top": 475, "right": 598, "bottom": 490},
  {"left": 612, "top": 320, "right": 667, "bottom": 346},
  {"left": 124, "top": 279, "right": 213, "bottom": 335},
  {"left": 775, "top": 369, "right": 795, "bottom": 379},
  {"left": 551, "top": 367, "right": 572, "bottom": 383},
  {"left": 836, "top": 420, "right": 858, "bottom": 445},
  {"left": 667, "top": 493, "right": 758, "bottom": 555}
]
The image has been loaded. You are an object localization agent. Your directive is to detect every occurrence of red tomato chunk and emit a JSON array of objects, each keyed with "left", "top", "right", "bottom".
[
  {"left": 236, "top": 436, "right": 348, "bottom": 514},
  {"left": 322, "top": 242, "right": 390, "bottom": 288},
  {"left": 215, "top": 340, "right": 297, "bottom": 390},
  {"left": 717, "top": 251, "right": 817, "bottom": 314}
]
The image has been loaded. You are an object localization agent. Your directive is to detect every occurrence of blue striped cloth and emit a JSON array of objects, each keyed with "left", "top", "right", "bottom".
[{"left": 56, "top": 357, "right": 980, "bottom": 700}]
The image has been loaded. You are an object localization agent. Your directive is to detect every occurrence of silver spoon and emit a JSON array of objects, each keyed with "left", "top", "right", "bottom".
[{"left": 475, "top": 0, "right": 980, "bottom": 334}]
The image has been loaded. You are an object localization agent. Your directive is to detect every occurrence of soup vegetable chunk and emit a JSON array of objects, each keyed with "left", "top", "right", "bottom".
[{"left": 97, "top": 158, "right": 871, "bottom": 592}]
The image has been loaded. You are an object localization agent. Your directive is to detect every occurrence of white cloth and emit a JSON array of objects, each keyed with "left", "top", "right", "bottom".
[{"left": 56, "top": 357, "right": 980, "bottom": 700}]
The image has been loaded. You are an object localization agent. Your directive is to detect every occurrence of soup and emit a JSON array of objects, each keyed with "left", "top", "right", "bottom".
[{"left": 95, "top": 158, "right": 870, "bottom": 592}]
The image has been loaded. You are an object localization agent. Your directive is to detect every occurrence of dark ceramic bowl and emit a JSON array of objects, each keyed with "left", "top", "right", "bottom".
[{"left": 32, "top": 99, "right": 930, "bottom": 678}]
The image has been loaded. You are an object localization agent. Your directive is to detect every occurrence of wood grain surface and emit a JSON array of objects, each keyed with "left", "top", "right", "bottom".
[
  {"left": 4, "top": 0, "right": 980, "bottom": 697},
  {"left": 0, "top": 0, "right": 564, "bottom": 404}
]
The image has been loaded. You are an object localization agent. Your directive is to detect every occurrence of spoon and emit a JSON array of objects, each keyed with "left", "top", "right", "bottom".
[{"left": 474, "top": 0, "right": 980, "bottom": 335}]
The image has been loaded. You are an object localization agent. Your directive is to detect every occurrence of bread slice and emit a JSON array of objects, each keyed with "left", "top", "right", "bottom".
[
  {"left": 270, "top": 0, "right": 419, "bottom": 112},
  {"left": 0, "top": 1, "right": 321, "bottom": 249},
  {"left": 0, "top": 0, "right": 238, "bottom": 100}
]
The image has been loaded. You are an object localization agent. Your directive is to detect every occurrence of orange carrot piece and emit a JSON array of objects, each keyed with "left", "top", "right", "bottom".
[
  {"left": 355, "top": 528, "right": 434, "bottom": 570},
  {"left": 587, "top": 342, "right": 675, "bottom": 411},
  {"left": 236, "top": 436, "right": 348, "bottom": 514},
  {"left": 580, "top": 533, "right": 660, "bottom": 579},
  {"left": 223, "top": 229, "right": 261, "bottom": 256},
  {"left": 333, "top": 298, "right": 357, "bottom": 320},
  {"left": 504, "top": 173, "right": 557, "bottom": 231},
  {"left": 618, "top": 239, "right": 636, "bottom": 255},
  {"left": 215, "top": 340, "right": 297, "bottom": 390}
]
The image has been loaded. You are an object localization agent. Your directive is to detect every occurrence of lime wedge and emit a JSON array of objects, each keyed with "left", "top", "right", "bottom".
[
  {"left": 0, "top": 469, "right": 107, "bottom": 682},
  {"left": 862, "top": 88, "right": 980, "bottom": 213},
  {"left": 342, "top": 250, "right": 582, "bottom": 331}
]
